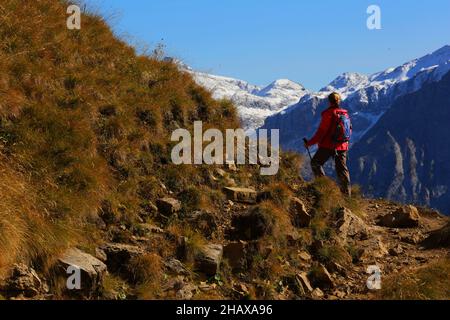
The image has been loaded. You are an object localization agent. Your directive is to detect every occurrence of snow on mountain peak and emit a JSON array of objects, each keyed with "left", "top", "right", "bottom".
[
  {"left": 371, "top": 45, "right": 450, "bottom": 83},
  {"left": 260, "top": 79, "right": 305, "bottom": 93},
  {"left": 171, "top": 60, "right": 310, "bottom": 130},
  {"left": 257, "top": 79, "right": 307, "bottom": 100},
  {"left": 262, "top": 45, "right": 450, "bottom": 153},
  {"left": 321, "top": 72, "right": 369, "bottom": 94}
]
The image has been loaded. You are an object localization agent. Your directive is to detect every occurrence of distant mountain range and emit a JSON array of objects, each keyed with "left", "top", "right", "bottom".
[
  {"left": 350, "top": 70, "right": 450, "bottom": 214},
  {"left": 166, "top": 58, "right": 309, "bottom": 130},
  {"left": 262, "top": 45, "right": 450, "bottom": 151},
  {"left": 174, "top": 45, "right": 450, "bottom": 214}
]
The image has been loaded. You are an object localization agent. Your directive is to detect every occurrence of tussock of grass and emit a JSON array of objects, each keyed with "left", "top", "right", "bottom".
[
  {"left": 102, "top": 274, "right": 129, "bottom": 300},
  {"left": 316, "top": 244, "right": 351, "bottom": 265},
  {"left": 128, "top": 253, "right": 163, "bottom": 285},
  {"left": 311, "top": 177, "right": 364, "bottom": 216},
  {"left": 378, "top": 259, "right": 450, "bottom": 300}
]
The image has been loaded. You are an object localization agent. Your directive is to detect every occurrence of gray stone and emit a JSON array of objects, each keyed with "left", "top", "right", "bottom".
[
  {"left": 223, "top": 187, "right": 257, "bottom": 204},
  {"left": 377, "top": 205, "right": 420, "bottom": 228},
  {"left": 156, "top": 197, "right": 181, "bottom": 216},
  {"left": 195, "top": 244, "right": 223, "bottom": 276},
  {"left": 296, "top": 272, "right": 314, "bottom": 293},
  {"left": 335, "top": 207, "right": 369, "bottom": 242},
  {"left": 57, "top": 248, "right": 107, "bottom": 296},
  {"left": 100, "top": 243, "right": 144, "bottom": 275},
  {"left": 164, "top": 258, "right": 190, "bottom": 276},
  {"left": 4, "top": 264, "right": 46, "bottom": 298}
]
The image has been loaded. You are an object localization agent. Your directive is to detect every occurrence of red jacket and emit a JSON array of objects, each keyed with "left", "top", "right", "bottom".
[{"left": 306, "top": 107, "right": 349, "bottom": 151}]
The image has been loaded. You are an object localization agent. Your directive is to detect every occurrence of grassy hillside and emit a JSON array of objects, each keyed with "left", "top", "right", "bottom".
[{"left": 0, "top": 0, "right": 244, "bottom": 274}]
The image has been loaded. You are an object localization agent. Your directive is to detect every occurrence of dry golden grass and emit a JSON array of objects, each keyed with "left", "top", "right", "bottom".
[
  {"left": 377, "top": 259, "right": 450, "bottom": 300},
  {"left": 128, "top": 253, "right": 163, "bottom": 285},
  {"left": 0, "top": 0, "right": 240, "bottom": 275},
  {"left": 0, "top": 155, "right": 82, "bottom": 276}
]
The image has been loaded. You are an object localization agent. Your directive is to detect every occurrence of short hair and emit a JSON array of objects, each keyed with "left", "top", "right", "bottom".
[{"left": 328, "top": 92, "right": 341, "bottom": 107}]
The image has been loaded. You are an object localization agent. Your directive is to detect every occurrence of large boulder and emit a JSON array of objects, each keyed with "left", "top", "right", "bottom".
[
  {"left": 194, "top": 244, "right": 223, "bottom": 276},
  {"left": 56, "top": 248, "right": 107, "bottom": 296},
  {"left": 156, "top": 197, "right": 181, "bottom": 217},
  {"left": 223, "top": 187, "right": 257, "bottom": 204},
  {"left": 290, "top": 197, "right": 311, "bottom": 228},
  {"left": 377, "top": 205, "right": 420, "bottom": 228},
  {"left": 3, "top": 264, "right": 47, "bottom": 298}
]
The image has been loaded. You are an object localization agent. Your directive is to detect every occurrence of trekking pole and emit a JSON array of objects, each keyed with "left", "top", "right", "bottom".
[{"left": 303, "top": 138, "right": 313, "bottom": 161}]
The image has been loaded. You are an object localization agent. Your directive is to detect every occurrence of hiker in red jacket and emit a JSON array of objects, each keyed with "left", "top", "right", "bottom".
[{"left": 304, "top": 92, "right": 352, "bottom": 196}]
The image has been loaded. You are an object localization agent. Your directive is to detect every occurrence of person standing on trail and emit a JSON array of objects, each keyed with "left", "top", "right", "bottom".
[{"left": 304, "top": 92, "right": 352, "bottom": 196}]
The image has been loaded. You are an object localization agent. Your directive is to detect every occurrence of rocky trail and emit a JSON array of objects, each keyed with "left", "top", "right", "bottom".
[{"left": 1, "top": 167, "right": 448, "bottom": 300}]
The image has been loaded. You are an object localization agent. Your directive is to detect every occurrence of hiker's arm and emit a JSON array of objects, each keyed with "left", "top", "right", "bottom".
[{"left": 306, "top": 113, "right": 332, "bottom": 146}]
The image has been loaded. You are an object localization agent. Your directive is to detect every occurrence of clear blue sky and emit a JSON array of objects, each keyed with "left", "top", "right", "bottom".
[{"left": 84, "top": 0, "right": 450, "bottom": 90}]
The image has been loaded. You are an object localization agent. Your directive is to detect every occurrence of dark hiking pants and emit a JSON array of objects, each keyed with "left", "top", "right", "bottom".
[{"left": 311, "top": 148, "right": 351, "bottom": 196}]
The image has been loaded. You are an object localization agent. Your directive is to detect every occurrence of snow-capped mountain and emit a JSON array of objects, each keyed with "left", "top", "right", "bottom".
[
  {"left": 262, "top": 45, "right": 450, "bottom": 151},
  {"left": 165, "top": 58, "right": 310, "bottom": 130},
  {"left": 349, "top": 70, "right": 450, "bottom": 214},
  {"left": 192, "top": 72, "right": 309, "bottom": 130}
]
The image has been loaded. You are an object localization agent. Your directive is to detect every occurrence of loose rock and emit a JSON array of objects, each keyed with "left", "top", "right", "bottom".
[
  {"left": 156, "top": 197, "right": 181, "bottom": 217},
  {"left": 296, "top": 272, "right": 314, "bottom": 293},
  {"left": 335, "top": 207, "right": 369, "bottom": 242},
  {"left": 100, "top": 243, "right": 144, "bottom": 276},
  {"left": 3, "top": 264, "right": 46, "bottom": 298},
  {"left": 310, "top": 265, "right": 335, "bottom": 290},
  {"left": 290, "top": 197, "right": 311, "bottom": 228},
  {"left": 377, "top": 205, "right": 420, "bottom": 228},
  {"left": 311, "top": 288, "right": 324, "bottom": 299},
  {"left": 223, "top": 187, "right": 257, "bottom": 204},
  {"left": 195, "top": 244, "right": 223, "bottom": 276},
  {"left": 57, "top": 248, "right": 107, "bottom": 297}
]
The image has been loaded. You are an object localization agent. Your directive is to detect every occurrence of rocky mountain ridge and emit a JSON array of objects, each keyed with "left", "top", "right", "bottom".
[
  {"left": 350, "top": 70, "right": 450, "bottom": 215},
  {"left": 262, "top": 45, "right": 450, "bottom": 150}
]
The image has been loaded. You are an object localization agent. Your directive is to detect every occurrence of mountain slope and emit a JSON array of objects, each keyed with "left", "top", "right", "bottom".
[
  {"left": 262, "top": 46, "right": 450, "bottom": 151},
  {"left": 350, "top": 70, "right": 450, "bottom": 215},
  {"left": 0, "top": 0, "right": 447, "bottom": 302},
  {"left": 0, "top": 0, "right": 241, "bottom": 276}
]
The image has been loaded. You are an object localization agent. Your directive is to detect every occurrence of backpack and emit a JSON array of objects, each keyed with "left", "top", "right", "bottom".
[{"left": 332, "top": 109, "right": 352, "bottom": 144}]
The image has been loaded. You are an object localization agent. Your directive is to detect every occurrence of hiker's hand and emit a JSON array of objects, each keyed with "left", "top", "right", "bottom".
[{"left": 303, "top": 139, "right": 309, "bottom": 148}]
